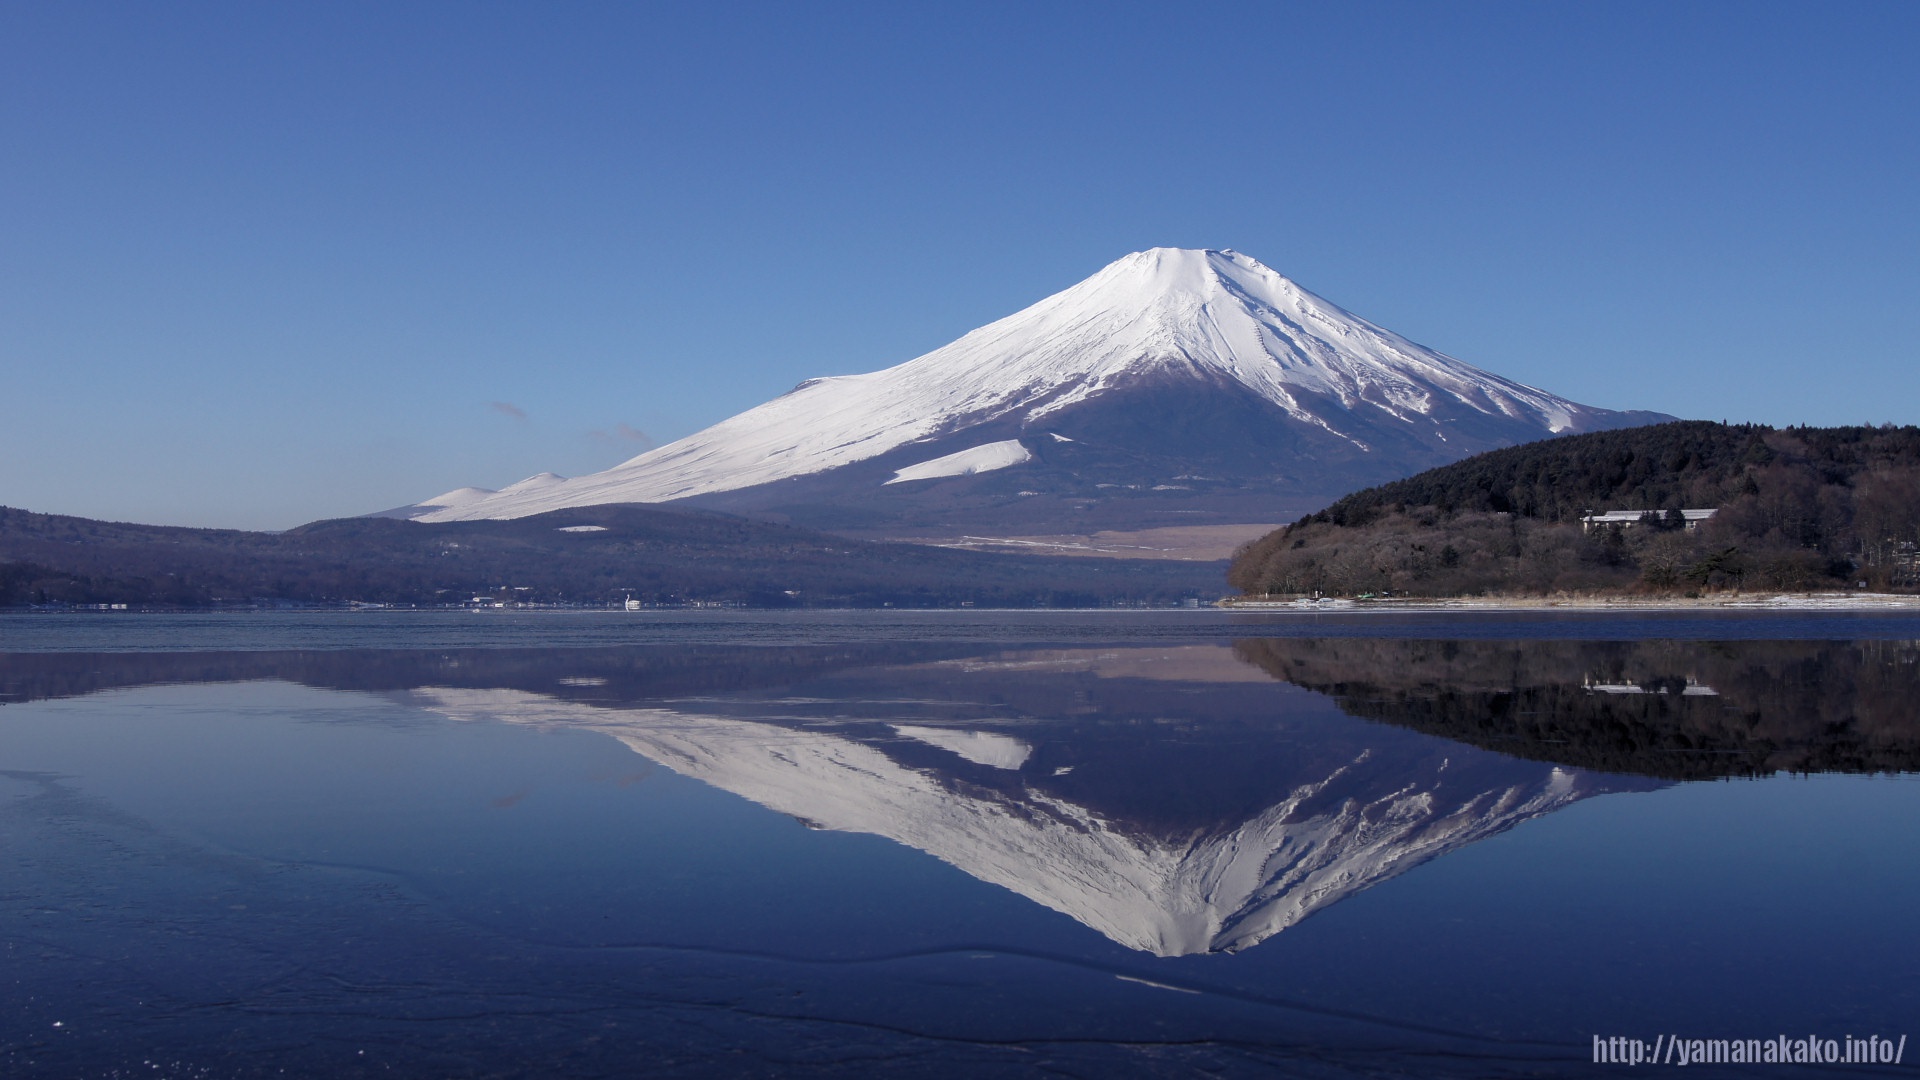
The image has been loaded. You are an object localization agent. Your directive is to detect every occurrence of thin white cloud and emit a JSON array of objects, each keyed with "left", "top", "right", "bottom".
[{"left": 589, "top": 423, "right": 655, "bottom": 449}]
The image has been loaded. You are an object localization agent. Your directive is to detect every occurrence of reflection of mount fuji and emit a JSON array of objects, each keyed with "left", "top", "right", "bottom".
[
  {"left": 22, "top": 638, "right": 1911, "bottom": 955},
  {"left": 407, "top": 648, "right": 1653, "bottom": 955}
]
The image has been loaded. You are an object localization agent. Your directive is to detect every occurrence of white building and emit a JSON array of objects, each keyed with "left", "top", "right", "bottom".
[{"left": 1580, "top": 508, "right": 1717, "bottom": 532}]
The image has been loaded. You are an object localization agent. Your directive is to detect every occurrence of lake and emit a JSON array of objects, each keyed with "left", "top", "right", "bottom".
[{"left": 4, "top": 610, "right": 1919, "bottom": 1077}]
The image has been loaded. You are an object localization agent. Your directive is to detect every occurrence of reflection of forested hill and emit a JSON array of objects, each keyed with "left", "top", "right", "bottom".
[{"left": 1234, "top": 638, "right": 1920, "bottom": 779}]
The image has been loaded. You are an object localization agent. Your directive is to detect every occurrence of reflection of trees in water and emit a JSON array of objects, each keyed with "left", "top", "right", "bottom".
[
  {"left": 1233, "top": 638, "right": 1920, "bottom": 780},
  {"left": 11, "top": 636, "right": 1920, "bottom": 786}
]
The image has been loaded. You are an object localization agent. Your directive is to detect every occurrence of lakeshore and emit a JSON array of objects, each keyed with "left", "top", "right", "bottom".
[{"left": 1223, "top": 591, "right": 1920, "bottom": 612}]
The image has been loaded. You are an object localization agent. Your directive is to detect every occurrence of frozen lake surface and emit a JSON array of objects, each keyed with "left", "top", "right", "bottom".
[{"left": 4, "top": 611, "right": 1919, "bottom": 1077}]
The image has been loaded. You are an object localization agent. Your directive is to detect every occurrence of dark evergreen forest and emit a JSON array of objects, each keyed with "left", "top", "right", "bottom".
[{"left": 1229, "top": 422, "right": 1920, "bottom": 597}]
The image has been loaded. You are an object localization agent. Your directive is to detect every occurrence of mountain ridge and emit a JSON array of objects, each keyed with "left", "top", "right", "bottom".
[{"left": 0, "top": 503, "right": 1221, "bottom": 608}]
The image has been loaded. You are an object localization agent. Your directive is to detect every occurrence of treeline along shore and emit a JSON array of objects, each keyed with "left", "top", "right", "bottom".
[{"left": 1229, "top": 421, "right": 1920, "bottom": 598}]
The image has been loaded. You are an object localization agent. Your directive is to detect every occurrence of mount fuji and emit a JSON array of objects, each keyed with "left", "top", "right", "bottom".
[{"left": 399, "top": 248, "right": 1671, "bottom": 541}]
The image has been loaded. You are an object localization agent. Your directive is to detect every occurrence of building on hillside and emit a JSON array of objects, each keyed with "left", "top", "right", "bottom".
[{"left": 1579, "top": 508, "right": 1718, "bottom": 533}]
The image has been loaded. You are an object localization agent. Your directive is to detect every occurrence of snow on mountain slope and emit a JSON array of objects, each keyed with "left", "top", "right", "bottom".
[
  {"left": 414, "top": 473, "right": 568, "bottom": 514},
  {"left": 410, "top": 685, "right": 1607, "bottom": 956},
  {"left": 411, "top": 486, "right": 499, "bottom": 514},
  {"left": 885, "top": 440, "right": 1032, "bottom": 485},
  {"left": 412, "top": 248, "right": 1648, "bottom": 523}
]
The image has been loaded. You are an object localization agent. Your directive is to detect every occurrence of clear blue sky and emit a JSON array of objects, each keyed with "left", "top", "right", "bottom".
[{"left": 4, "top": 1, "right": 1916, "bottom": 529}]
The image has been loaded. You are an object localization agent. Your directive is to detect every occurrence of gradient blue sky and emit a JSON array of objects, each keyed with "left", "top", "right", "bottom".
[{"left": 4, "top": 1, "right": 1917, "bottom": 529}]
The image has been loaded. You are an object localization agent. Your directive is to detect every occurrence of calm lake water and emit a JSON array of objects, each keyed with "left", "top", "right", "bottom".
[{"left": 4, "top": 610, "right": 1920, "bottom": 1078}]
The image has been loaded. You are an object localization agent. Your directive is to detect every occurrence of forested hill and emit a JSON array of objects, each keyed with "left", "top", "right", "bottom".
[
  {"left": 1306, "top": 421, "right": 1920, "bottom": 525},
  {"left": 1229, "top": 422, "right": 1920, "bottom": 597}
]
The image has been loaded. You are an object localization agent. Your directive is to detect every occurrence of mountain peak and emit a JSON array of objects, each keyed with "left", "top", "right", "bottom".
[
  {"left": 1081, "top": 246, "right": 1289, "bottom": 301},
  {"left": 404, "top": 248, "right": 1669, "bottom": 527}
]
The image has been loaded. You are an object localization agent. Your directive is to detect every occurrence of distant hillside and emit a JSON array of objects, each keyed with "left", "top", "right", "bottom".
[
  {"left": 0, "top": 504, "right": 1221, "bottom": 609},
  {"left": 1229, "top": 422, "right": 1920, "bottom": 597}
]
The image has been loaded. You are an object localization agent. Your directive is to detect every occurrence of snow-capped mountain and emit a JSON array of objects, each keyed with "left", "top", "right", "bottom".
[{"left": 403, "top": 248, "right": 1670, "bottom": 534}]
